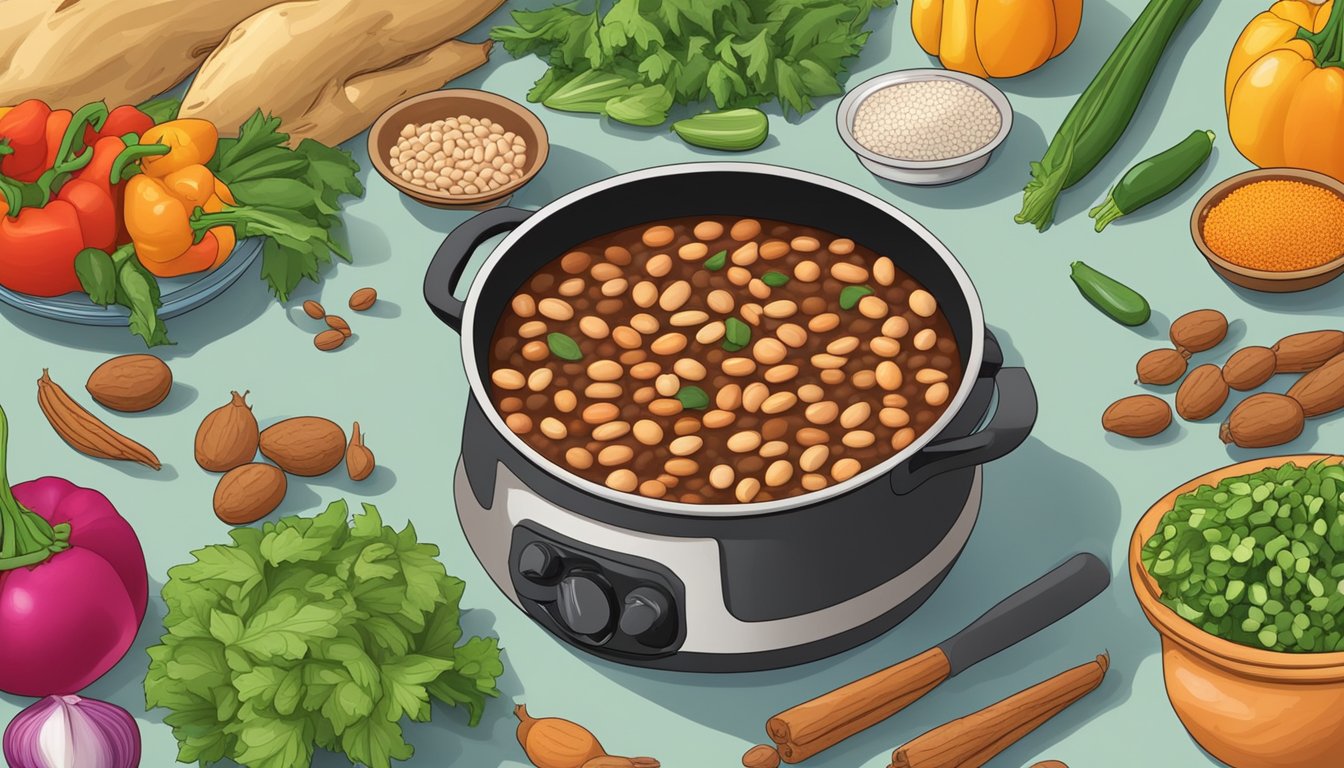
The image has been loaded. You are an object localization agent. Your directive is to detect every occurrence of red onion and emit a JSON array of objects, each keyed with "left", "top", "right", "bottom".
[{"left": 3, "top": 695, "right": 140, "bottom": 768}]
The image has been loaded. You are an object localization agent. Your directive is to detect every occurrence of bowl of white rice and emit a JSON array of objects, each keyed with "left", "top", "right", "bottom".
[{"left": 837, "top": 69, "right": 1012, "bottom": 186}]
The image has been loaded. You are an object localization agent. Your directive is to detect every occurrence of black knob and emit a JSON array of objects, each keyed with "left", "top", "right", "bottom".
[
  {"left": 619, "top": 586, "right": 668, "bottom": 640},
  {"left": 556, "top": 573, "right": 614, "bottom": 637},
  {"left": 518, "top": 542, "right": 562, "bottom": 582}
]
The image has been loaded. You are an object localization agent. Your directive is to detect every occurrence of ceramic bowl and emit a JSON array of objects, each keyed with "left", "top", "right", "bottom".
[
  {"left": 835, "top": 69, "right": 1013, "bottom": 186},
  {"left": 368, "top": 89, "right": 549, "bottom": 210},
  {"left": 1131, "top": 454, "right": 1344, "bottom": 768},
  {"left": 1190, "top": 168, "right": 1344, "bottom": 292}
]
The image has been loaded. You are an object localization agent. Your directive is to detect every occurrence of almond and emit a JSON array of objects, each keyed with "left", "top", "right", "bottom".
[
  {"left": 326, "top": 315, "right": 352, "bottom": 338},
  {"left": 1287, "top": 351, "right": 1344, "bottom": 417},
  {"left": 1136, "top": 348, "right": 1189, "bottom": 385},
  {"left": 1170, "top": 309, "right": 1228, "bottom": 354},
  {"left": 85, "top": 354, "right": 172, "bottom": 412},
  {"left": 1102, "top": 395, "right": 1172, "bottom": 438},
  {"left": 195, "top": 391, "right": 259, "bottom": 472},
  {"left": 1222, "top": 346, "right": 1277, "bottom": 391},
  {"left": 260, "top": 416, "right": 346, "bottom": 476},
  {"left": 315, "top": 330, "right": 345, "bottom": 351},
  {"left": 1273, "top": 330, "right": 1344, "bottom": 373},
  {"left": 213, "top": 463, "right": 287, "bottom": 524},
  {"left": 349, "top": 287, "right": 377, "bottom": 312},
  {"left": 1175, "top": 364, "right": 1228, "bottom": 421},
  {"left": 303, "top": 300, "right": 325, "bottom": 319},
  {"left": 1220, "top": 393, "right": 1304, "bottom": 448}
]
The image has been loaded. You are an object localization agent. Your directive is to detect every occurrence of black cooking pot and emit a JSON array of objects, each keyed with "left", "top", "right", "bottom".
[{"left": 426, "top": 164, "right": 1037, "bottom": 671}]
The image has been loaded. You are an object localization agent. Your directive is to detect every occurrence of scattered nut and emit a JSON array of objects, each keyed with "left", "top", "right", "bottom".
[
  {"left": 213, "top": 463, "right": 287, "bottom": 524},
  {"left": 1221, "top": 393, "right": 1305, "bottom": 448},
  {"left": 315, "top": 330, "right": 346, "bottom": 351},
  {"left": 85, "top": 354, "right": 173, "bottom": 412},
  {"left": 1170, "top": 309, "right": 1228, "bottom": 354},
  {"left": 1136, "top": 348, "right": 1189, "bottom": 385},
  {"left": 1273, "top": 330, "right": 1344, "bottom": 372},
  {"left": 303, "top": 300, "right": 325, "bottom": 319},
  {"left": 1175, "top": 364, "right": 1229, "bottom": 421},
  {"left": 259, "top": 417, "right": 346, "bottom": 476},
  {"left": 1102, "top": 395, "right": 1172, "bottom": 438},
  {"left": 326, "top": 315, "right": 352, "bottom": 338},
  {"left": 1221, "top": 346, "right": 1277, "bottom": 391},
  {"left": 349, "top": 287, "right": 378, "bottom": 312},
  {"left": 741, "top": 745, "right": 781, "bottom": 768}
]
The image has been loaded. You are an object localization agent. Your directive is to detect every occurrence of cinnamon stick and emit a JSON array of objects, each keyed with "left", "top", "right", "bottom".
[
  {"left": 768, "top": 648, "right": 951, "bottom": 763},
  {"left": 889, "top": 654, "right": 1108, "bottom": 768}
]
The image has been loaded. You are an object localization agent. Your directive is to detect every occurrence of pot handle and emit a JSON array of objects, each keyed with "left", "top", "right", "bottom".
[
  {"left": 424, "top": 206, "right": 534, "bottom": 332},
  {"left": 889, "top": 344, "right": 1037, "bottom": 495}
]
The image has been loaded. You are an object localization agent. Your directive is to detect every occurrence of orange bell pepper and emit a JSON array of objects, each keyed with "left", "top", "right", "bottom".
[
  {"left": 113, "top": 118, "right": 236, "bottom": 278},
  {"left": 911, "top": 0, "right": 1083, "bottom": 78},
  {"left": 1226, "top": 1, "right": 1344, "bottom": 178}
]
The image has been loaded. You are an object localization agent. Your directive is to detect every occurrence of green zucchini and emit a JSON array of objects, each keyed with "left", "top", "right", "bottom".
[
  {"left": 1070, "top": 261, "right": 1151, "bottom": 326},
  {"left": 1016, "top": 0, "right": 1204, "bottom": 231},
  {"left": 671, "top": 108, "right": 768, "bottom": 151},
  {"left": 1090, "top": 130, "right": 1215, "bottom": 232}
]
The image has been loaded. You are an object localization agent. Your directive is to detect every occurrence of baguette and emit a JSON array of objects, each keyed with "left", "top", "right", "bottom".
[
  {"left": 179, "top": 0, "right": 503, "bottom": 146},
  {"left": 0, "top": 0, "right": 288, "bottom": 109}
]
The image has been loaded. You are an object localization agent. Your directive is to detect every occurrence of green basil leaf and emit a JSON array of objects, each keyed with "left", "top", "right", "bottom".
[
  {"left": 703, "top": 250, "right": 727, "bottom": 271},
  {"left": 75, "top": 248, "right": 117, "bottom": 305},
  {"left": 839, "top": 285, "right": 874, "bottom": 310},
  {"left": 762, "top": 271, "right": 789, "bottom": 287},
  {"left": 675, "top": 385, "right": 709, "bottom": 410},
  {"left": 547, "top": 332, "right": 583, "bottom": 361},
  {"left": 723, "top": 316, "right": 751, "bottom": 349}
]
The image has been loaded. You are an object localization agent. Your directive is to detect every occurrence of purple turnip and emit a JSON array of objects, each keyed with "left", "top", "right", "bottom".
[{"left": 0, "top": 402, "right": 146, "bottom": 695}]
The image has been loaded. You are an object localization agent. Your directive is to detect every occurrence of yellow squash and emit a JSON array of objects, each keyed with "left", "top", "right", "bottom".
[
  {"left": 1227, "top": 0, "right": 1344, "bottom": 178},
  {"left": 912, "top": 0, "right": 1083, "bottom": 78}
]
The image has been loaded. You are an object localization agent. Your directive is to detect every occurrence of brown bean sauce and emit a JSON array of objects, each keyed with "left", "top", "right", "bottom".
[{"left": 487, "top": 217, "right": 962, "bottom": 504}]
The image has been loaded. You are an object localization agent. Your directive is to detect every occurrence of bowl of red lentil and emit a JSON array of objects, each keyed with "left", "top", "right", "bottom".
[
  {"left": 369, "top": 88, "right": 549, "bottom": 210},
  {"left": 1191, "top": 168, "right": 1344, "bottom": 293}
]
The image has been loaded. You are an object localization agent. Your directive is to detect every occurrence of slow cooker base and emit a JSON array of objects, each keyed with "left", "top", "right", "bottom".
[{"left": 454, "top": 460, "right": 982, "bottom": 672}]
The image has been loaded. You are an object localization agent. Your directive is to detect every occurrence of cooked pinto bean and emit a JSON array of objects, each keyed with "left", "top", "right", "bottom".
[{"left": 488, "top": 216, "right": 961, "bottom": 504}]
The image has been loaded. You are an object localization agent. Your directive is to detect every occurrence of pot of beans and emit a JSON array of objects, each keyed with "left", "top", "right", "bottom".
[{"left": 425, "top": 163, "right": 1037, "bottom": 671}]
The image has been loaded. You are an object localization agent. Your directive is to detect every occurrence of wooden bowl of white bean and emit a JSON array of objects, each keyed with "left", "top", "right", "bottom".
[{"left": 369, "top": 89, "right": 549, "bottom": 210}]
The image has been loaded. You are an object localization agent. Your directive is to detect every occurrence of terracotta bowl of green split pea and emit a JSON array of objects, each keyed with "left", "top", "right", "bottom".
[{"left": 1131, "top": 454, "right": 1344, "bottom": 768}]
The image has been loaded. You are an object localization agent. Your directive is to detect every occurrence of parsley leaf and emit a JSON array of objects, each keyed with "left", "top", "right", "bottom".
[
  {"left": 492, "top": 0, "right": 894, "bottom": 123},
  {"left": 211, "top": 110, "right": 362, "bottom": 302},
  {"left": 144, "top": 501, "right": 504, "bottom": 768}
]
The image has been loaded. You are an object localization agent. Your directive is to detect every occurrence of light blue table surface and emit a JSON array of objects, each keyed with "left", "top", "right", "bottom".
[{"left": 3, "top": 2, "right": 1337, "bottom": 766}]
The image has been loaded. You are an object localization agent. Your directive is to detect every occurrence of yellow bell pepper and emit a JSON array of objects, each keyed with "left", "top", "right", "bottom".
[
  {"left": 912, "top": 0, "right": 1083, "bottom": 78},
  {"left": 1226, "top": 1, "right": 1344, "bottom": 178}
]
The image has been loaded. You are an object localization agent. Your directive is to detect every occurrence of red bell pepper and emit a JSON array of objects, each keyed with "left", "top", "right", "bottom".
[
  {"left": 86, "top": 104, "right": 154, "bottom": 147},
  {"left": 0, "top": 102, "right": 125, "bottom": 297},
  {"left": 0, "top": 100, "right": 73, "bottom": 184}
]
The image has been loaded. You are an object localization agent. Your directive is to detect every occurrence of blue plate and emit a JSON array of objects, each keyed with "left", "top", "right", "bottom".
[{"left": 0, "top": 238, "right": 263, "bottom": 326}]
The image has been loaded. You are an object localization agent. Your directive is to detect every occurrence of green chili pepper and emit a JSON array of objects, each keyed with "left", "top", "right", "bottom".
[
  {"left": 1070, "top": 261, "right": 1150, "bottom": 326},
  {"left": 1089, "top": 130, "right": 1215, "bottom": 232}
]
